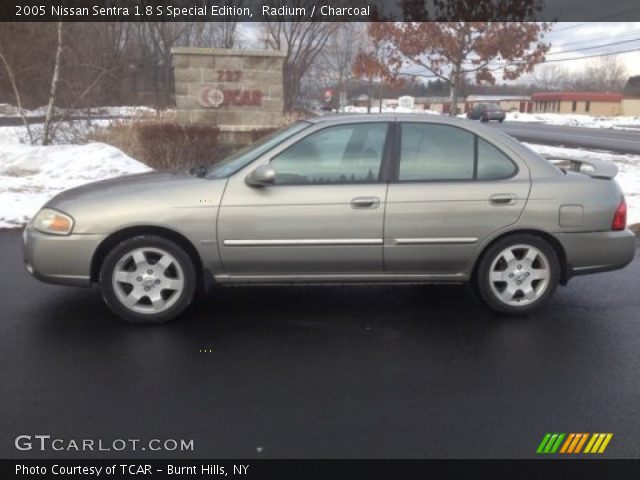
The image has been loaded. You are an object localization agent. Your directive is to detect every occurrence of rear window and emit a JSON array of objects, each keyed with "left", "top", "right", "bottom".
[{"left": 477, "top": 138, "right": 517, "bottom": 180}]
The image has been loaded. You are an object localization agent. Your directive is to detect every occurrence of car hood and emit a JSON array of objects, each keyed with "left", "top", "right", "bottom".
[
  {"left": 43, "top": 169, "right": 228, "bottom": 235},
  {"left": 47, "top": 170, "right": 195, "bottom": 208}
]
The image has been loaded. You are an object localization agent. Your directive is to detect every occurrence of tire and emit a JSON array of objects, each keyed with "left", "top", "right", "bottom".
[
  {"left": 498, "top": 118, "right": 505, "bottom": 123},
  {"left": 475, "top": 234, "right": 560, "bottom": 315},
  {"left": 99, "top": 235, "right": 197, "bottom": 324},
  {"left": 481, "top": 115, "right": 489, "bottom": 123}
]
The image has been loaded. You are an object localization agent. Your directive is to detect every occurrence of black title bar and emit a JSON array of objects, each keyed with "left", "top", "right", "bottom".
[
  {"left": 2, "top": 0, "right": 640, "bottom": 22},
  {"left": 3, "top": 459, "right": 640, "bottom": 480}
]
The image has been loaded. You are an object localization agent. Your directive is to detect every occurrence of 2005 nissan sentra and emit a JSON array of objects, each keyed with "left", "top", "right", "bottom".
[{"left": 23, "top": 115, "right": 635, "bottom": 323}]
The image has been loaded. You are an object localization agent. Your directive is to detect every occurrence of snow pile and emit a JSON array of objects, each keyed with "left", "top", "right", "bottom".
[
  {"left": 0, "top": 143, "right": 150, "bottom": 228},
  {"left": 506, "top": 112, "right": 640, "bottom": 131},
  {"left": 525, "top": 143, "right": 640, "bottom": 226}
]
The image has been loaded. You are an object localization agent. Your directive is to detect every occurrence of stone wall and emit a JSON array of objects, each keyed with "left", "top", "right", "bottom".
[{"left": 171, "top": 47, "right": 286, "bottom": 133}]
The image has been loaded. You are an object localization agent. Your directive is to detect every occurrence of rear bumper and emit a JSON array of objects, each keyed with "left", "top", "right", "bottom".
[
  {"left": 555, "top": 229, "right": 636, "bottom": 278},
  {"left": 22, "top": 227, "right": 105, "bottom": 287}
]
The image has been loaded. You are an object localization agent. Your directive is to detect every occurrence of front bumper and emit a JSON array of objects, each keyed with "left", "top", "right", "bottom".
[
  {"left": 556, "top": 229, "right": 636, "bottom": 278},
  {"left": 22, "top": 227, "right": 106, "bottom": 287}
]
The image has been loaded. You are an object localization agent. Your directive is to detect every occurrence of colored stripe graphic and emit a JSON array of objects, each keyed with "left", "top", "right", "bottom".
[
  {"left": 584, "top": 433, "right": 613, "bottom": 454},
  {"left": 538, "top": 433, "right": 613, "bottom": 454},
  {"left": 537, "top": 433, "right": 565, "bottom": 454},
  {"left": 574, "top": 433, "right": 589, "bottom": 453}
]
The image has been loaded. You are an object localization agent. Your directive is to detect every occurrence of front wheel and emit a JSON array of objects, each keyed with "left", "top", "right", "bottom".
[
  {"left": 476, "top": 234, "right": 560, "bottom": 315},
  {"left": 99, "top": 235, "right": 197, "bottom": 324}
]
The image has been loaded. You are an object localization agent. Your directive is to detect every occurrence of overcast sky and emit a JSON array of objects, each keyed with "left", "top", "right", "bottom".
[{"left": 540, "top": 22, "right": 640, "bottom": 75}]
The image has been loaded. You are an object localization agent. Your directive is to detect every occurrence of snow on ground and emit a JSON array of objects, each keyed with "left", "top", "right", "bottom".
[
  {"left": 0, "top": 119, "right": 113, "bottom": 145},
  {"left": 0, "top": 103, "right": 158, "bottom": 118},
  {"left": 0, "top": 143, "right": 150, "bottom": 228},
  {"left": 525, "top": 143, "right": 640, "bottom": 226},
  {"left": 506, "top": 112, "right": 640, "bottom": 131}
]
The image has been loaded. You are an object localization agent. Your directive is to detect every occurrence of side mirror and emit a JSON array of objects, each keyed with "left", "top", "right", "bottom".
[{"left": 246, "top": 164, "right": 276, "bottom": 187}]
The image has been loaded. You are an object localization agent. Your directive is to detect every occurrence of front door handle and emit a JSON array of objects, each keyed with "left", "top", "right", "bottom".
[
  {"left": 489, "top": 194, "right": 517, "bottom": 206},
  {"left": 351, "top": 196, "right": 380, "bottom": 209}
]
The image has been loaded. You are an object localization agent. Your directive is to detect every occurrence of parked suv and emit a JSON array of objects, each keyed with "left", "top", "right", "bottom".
[{"left": 467, "top": 103, "right": 506, "bottom": 122}]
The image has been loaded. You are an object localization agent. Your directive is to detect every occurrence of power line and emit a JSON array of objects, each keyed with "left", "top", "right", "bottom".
[
  {"left": 397, "top": 46, "right": 640, "bottom": 78},
  {"left": 547, "top": 36, "right": 640, "bottom": 55},
  {"left": 540, "top": 45, "right": 640, "bottom": 63},
  {"left": 548, "top": 28, "right": 640, "bottom": 48}
]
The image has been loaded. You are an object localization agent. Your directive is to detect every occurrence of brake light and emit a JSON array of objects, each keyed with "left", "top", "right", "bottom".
[{"left": 611, "top": 198, "right": 627, "bottom": 231}]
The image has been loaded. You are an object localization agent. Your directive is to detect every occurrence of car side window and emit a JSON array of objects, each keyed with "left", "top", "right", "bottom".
[
  {"left": 399, "top": 123, "right": 474, "bottom": 181},
  {"left": 270, "top": 123, "right": 388, "bottom": 185},
  {"left": 477, "top": 138, "right": 517, "bottom": 180}
]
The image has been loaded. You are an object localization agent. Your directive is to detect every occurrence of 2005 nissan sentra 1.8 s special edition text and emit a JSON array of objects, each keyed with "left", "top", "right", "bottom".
[{"left": 23, "top": 115, "right": 635, "bottom": 324}]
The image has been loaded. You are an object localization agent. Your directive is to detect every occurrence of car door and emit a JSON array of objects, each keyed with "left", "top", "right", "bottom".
[
  {"left": 384, "top": 122, "right": 530, "bottom": 276},
  {"left": 217, "top": 121, "right": 391, "bottom": 277}
]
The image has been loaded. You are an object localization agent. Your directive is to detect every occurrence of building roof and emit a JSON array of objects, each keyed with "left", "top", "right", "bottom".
[
  {"left": 466, "top": 95, "right": 531, "bottom": 102},
  {"left": 415, "top": 96, "right": 451, "bottom": 103},
  {"left": 532, "top": 92, "right": 623, "bottom": 102}
]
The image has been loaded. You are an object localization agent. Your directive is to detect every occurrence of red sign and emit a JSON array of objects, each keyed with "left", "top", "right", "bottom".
[
  {"left": 198, "top": 87, "right": 225, "bottom": 108},
  {"left": 197, "top": 87, "right": 263, "bottom": 108}
]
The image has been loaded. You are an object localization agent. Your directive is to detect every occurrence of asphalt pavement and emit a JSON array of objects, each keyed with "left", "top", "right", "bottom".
[
  {"left": 1, "top": 231, "right": 640, "bottom": 459},
  {"left": 491, "top": 122, "right": 640, "bottom": 154}
]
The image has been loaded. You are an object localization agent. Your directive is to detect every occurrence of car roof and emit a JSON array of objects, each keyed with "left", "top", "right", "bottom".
[{"left": 307, "top": 113, "right": 471, "bottom": 126}]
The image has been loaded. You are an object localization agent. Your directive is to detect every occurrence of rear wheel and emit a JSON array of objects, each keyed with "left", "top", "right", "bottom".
[
  {"left": 99, "top": 235, "right": 196, "bottom": 324},
  {"left": 481, "top": 114, "right": 489, "bottom": 123},
  {"left": 476, "top": 234, "right": 560, "bottom": 315}
]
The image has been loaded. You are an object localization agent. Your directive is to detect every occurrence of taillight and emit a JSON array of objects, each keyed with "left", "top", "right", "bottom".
[{"left": 611, "top": 198, "right": 627, "bottom": 231}]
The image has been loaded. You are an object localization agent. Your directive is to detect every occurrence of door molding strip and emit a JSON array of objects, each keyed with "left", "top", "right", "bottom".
[
  {"left": 224, "top": 238, "right": 383, "bottom": 247},
  {"left": 394, "top": 237, "right": 478, "bottom": 245}
]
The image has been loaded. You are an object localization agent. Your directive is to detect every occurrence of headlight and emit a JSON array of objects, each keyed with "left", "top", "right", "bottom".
[{"left": 32, "top": 208, "right": 74, "bottom": 236}]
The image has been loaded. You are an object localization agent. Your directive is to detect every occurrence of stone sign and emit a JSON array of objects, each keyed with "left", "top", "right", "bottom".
[{"left": 171, "top": 47, "right": 286, "bottom": 133}]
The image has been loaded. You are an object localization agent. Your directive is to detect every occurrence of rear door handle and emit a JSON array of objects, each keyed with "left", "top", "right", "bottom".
[
  {"left": 351, "top": 196, "right": 380, "bottom": 209},
  {"left": 489, "top": 194, "right": 517, "bottom": 206}
]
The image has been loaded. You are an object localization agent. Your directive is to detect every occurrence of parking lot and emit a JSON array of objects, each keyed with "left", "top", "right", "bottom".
[{"left": 1, "top": 231, "right": 639, "bottom": 459}]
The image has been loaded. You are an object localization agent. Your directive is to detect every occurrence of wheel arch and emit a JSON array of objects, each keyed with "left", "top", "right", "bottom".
[
  {"left": 90, "top": 226, "right": 205, "bottom": 288},
  {"left": 471, "top": 229, "right": 569, "bottom": 285}
]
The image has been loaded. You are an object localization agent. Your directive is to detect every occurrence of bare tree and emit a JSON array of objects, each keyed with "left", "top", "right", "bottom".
[
  {"left": 569, "top": 56, "right": 627, "bottom": 92},
  {"left": 317, "top": 23, "right": 365, "bottom": 109},
  {"left": 261, "top": 20, "right": 337, "bottom": 112},
  {"left": 533, "top": 64, "right": 570, "bottom": 91},
  {"left": 42, "top": 22, "right": 64, "bottom": 146},
  {"left": 186, "top": 23, "right": 239, "bottom": 49},
  {"left": 0, "top": 48, "right": 33, "bottom": 143}
]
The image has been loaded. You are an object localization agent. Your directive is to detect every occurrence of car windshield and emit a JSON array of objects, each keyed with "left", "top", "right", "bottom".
[{"left": 207, "top": 121, "right": 311, "bottom": 178}]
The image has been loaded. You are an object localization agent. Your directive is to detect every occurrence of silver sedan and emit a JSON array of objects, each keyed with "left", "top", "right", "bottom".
[{"left": 23, "top": 115, "right": 635, "bottom": 323}]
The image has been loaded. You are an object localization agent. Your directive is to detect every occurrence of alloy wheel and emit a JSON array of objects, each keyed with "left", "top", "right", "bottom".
[
  {"left": 111, "top": 247, "right": 185, "bottom": 314},
  {"left": 488, "top": 244, "right": 550, "bottom": 307}
]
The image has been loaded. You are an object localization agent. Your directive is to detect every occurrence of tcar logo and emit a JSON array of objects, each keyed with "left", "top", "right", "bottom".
[{"left": 536, "top": 433, "right": 613, "bottom": 454}]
